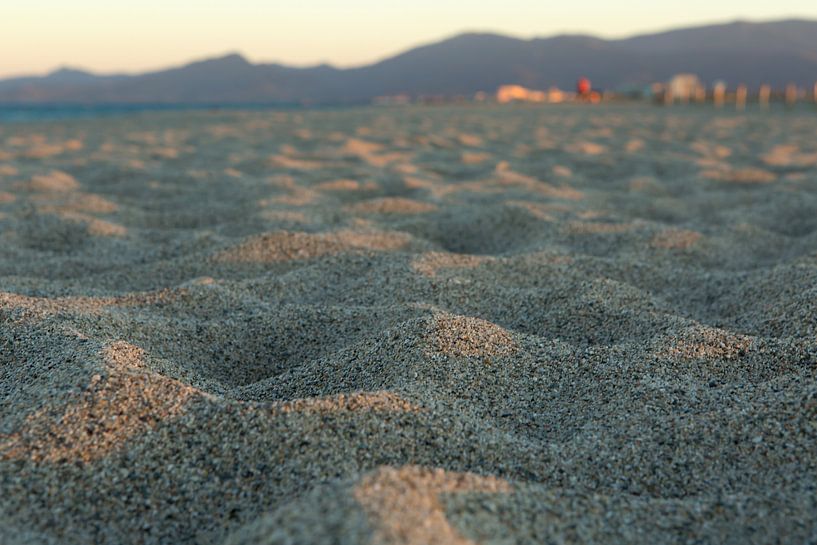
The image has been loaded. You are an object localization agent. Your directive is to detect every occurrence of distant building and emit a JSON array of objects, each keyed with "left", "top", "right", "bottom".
[
  {"left": 496, "top": 85, "right": 546, "bottom": 104},
  {"left": 546, "top": 86, "right": 567, "bottom": 103},
  {"left": 372, "top": 94, "right": 411, "bottom": 106},
  {"left": 712, "top": 80, "right": 727, "bottom": 107},
  {"left": 667, "top": 74, "right": 703, "bottom": 103}
]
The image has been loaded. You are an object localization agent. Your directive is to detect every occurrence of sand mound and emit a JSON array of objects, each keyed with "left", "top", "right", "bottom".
[
  {"left": 761, "top": 144, "right": 817, "bottom": 168},
  {"left": 429, "top": 314, "right": 518, "bottom": 358},
  {"left": 270, "top": 391, "right": 422, "bottom": 415},
  {"left": 410, "top": 251, "right": 491, "bottom": 277},
  {"left": 354, "top": 466, "right": 511, "bottom": 545},
  {"left": 2, "top": 106, "right": 817, "bottom": 544},
  {"left": 223, "top": 465, "right": 510, "bottom": 545},
  {"left": 650, "top": 228, "right": 703, "bottom": 250},
  {"left": 346, "top": 197, "right": 437, "bottom": 215},
  {"left": 702, "top": 166, "right": 777, "bottom": 184},
  {"left": 316, "top": 178, "right": 364, "bottom": 191},
  {"left": 461, "top": 151, "right": 491, "bottom": 165},
  {"left": 2, "top": 363, "right": 197, "bottom": 463},
  {"left": 27, "top": 170, "right": 80, "bottom": 192},
  {"left": 214, "top": 230, "right": 414, "bottom": 263},
  {"left": 57, "top": 193, "right": 119, "bottom": 214}
]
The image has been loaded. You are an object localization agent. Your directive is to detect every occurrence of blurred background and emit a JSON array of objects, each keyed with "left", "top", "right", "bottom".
[{"left": 2, "top": 0, "right": 817, "bottom": 109}]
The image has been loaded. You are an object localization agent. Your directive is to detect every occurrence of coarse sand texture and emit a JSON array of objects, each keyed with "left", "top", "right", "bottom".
[{"left": 1, "top": 105, "right": 817, "bottom": 544}]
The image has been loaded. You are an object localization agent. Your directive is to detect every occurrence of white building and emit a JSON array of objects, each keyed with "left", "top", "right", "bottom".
[{"left": 668, "top": 74, "right": 703, "bottom": 103}]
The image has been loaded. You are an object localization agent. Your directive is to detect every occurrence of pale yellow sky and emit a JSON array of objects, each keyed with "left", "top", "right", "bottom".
[{"left": 2, "top": 0, "right": 816, "bottom": 78}]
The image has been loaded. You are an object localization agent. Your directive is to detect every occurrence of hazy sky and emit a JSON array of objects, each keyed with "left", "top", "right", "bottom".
[{"left": 3, "top": 0, "right": 817, "bottom": 77}]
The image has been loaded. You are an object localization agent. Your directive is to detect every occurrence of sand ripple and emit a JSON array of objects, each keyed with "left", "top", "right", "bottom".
[{"left": 1, "top": 106, "right": 816, "bottom": 544}]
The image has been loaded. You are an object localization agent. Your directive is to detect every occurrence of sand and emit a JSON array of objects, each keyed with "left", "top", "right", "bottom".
[{"left": 1, "top": 104, "right": 816, "bottom": 544}]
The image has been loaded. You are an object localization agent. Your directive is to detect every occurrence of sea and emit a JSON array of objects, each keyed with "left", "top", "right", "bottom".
[
  {"left": 1, "top": 101, "right": 811, "bottom": 123},
  {"left": 0, "top": 103, "right": 309, "bottom": 123}
]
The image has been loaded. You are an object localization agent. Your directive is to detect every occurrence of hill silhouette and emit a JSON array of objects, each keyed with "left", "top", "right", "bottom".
[{"left": 2, "top": 19, "right": 816, "bottom": 104}]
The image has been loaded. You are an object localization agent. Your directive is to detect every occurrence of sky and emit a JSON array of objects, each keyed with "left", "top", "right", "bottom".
[{"left": 2, "top": 0, "right": 817, "bottom": 78}]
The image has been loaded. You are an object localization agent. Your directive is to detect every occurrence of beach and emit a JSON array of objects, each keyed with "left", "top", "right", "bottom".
[{"left": 1, "top": 104, "right": 816, "bottom": 544}]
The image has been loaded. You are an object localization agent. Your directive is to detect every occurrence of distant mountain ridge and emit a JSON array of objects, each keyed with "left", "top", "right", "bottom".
[{"left": 2, "top": 19, "right": 817, "bottom": 104}]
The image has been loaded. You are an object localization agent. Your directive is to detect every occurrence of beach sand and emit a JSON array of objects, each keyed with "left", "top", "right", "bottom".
[{"left": 1, "top": 105, "right": 816, "bottom": 544}]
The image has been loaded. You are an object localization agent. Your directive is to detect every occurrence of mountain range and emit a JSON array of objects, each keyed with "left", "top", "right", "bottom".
[{"left": 2, "top": 19, "right": 817, "bottom": 104}]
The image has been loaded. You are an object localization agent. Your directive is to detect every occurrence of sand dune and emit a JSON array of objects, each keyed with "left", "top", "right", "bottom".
[{"left": 1, "top": 105, "right": 817, "bottom": 544}]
